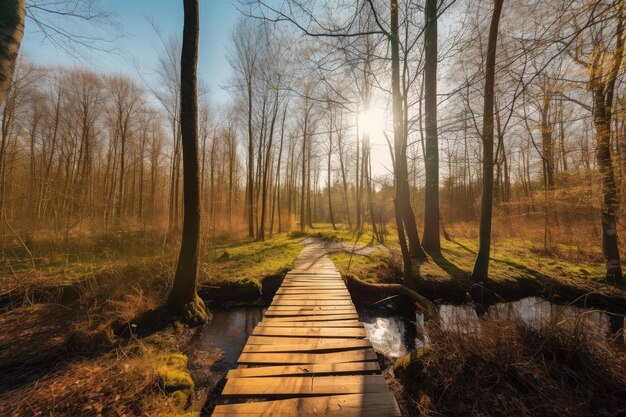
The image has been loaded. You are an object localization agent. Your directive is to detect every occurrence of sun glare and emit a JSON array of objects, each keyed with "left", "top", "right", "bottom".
[{"left": 357, "top": 107, "right": 388, "bottom": 138}]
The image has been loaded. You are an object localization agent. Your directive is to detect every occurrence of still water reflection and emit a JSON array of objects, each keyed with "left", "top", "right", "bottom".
[
  {"left": 196, "top": 307, "right": 264, "bottom": 371},
  {"left": 196, "top": 298, "right": 624, "bottom": 367}
]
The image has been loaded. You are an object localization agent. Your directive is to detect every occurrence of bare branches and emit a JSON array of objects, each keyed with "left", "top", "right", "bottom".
[{"left": 25, "top": 0, "right": 120, "bottom": 57}]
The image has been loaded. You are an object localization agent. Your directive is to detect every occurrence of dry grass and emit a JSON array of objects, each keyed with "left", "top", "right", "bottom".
[
  {"left": 394, "top": 316, "right": 626, "bottom": 417},
  {"left": 0, "top": 231, "right": 305, "bottom": 416}
]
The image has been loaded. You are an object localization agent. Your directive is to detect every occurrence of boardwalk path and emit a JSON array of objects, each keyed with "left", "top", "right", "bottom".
[{"left": 212, "top": 243, "right": 402, "bottom": 417}]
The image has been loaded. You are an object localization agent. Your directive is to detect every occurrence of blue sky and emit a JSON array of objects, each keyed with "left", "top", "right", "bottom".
[{"left": 21, "top": 0, "right": 240, "bottom": 105}]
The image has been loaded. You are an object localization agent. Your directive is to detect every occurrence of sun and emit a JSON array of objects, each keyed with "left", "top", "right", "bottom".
[{"left": 358, "top": 106, "right": 388, "bottom": 138}]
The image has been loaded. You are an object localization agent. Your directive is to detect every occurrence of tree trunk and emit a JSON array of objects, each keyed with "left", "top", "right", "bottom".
[
  {"left": 337, "top": 124, "right": 352, "bottom": 228},
  {"left": 471, "top": 0, "right": 503, "bottom": 282},
  {"left": 300, "top": 103, "right": 309, "bottom": 231},
  {"left": 0, "top": 0, "right": 24, "bottom": 103},
  {"left": 246, "top": 77, "right": 254, "bottom": 238},
  {"left": 355, "top": 117, "right": 361, "bottom": 230},
  {"left": 593, "top": 87, "right": 623, "bottom": 280},
  {"left": 328, "top": 114, "right": 336, "bottom": 230},
  {"left": 167, "top": 0, "right": 208, "bottom": 325},
  {"left": 259, "top": 91, "right": 279, "bottom": 241},
  {"left": 422, "top": 0, "right": 441, "bottom": 255},
  {"left": 391, "top": 0, "right": 426, "bottom": 265}
]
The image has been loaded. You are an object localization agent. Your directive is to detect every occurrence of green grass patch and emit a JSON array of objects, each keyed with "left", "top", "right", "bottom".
[
  {"left": 322, "top": 224, "right": 623, "bottom": 300},
  {"left": 201, "top": 233, "right": 304, "bottom": 285}
]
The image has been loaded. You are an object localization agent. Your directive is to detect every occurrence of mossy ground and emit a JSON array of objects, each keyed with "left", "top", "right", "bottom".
[
  {"left": 201, "top": 233, "right": 303, "bottom": 288},
  {"left": 315, "top": 224, "right": 626, "bottom": 306}
]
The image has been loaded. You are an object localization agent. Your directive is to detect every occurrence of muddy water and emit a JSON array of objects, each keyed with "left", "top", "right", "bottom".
[{"left": 195, "top": 298, "right": 625, "bottom": 370}]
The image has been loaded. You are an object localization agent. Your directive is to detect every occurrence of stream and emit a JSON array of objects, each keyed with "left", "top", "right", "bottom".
[{"left": 195, "top": 297, "right": 626, "bottom": 372}]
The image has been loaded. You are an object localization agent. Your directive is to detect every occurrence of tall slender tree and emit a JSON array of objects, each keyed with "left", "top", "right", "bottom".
[
  {"left": 422, "top": 0, "right": 441, "bottom": 255},
  {"left": 472, "top": 0, "right": 504, "bottom": 282},
  {"left": 167, "top": 0, "right": 208, "bottom": 325}
]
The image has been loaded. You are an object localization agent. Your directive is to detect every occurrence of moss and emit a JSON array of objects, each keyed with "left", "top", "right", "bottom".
[
  {"left": 181, "top": 294, "right": 209, "bottom": 326},
  {"left": 394, "top": 347, "right": 429, "bottom": 393},
  {"left": 202, "top": 233, "right": 303, "bottom": 287},
  {"left": 158, "top": 367, "right": 194, "bottom": 392},
  {"left": 157, "top": 353, "right": 194, "bottom": 393},
  {"left": 203, "top": 277, "right": 262, "bottom": 303}
]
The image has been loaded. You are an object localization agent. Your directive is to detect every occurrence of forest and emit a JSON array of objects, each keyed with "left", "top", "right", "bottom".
[{"left": 0, "top": 0, "right": 625, "bottom": 416}]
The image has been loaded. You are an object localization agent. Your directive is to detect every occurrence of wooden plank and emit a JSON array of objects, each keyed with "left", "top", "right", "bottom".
[
  {"left": 276, "top": 287, "right": 348, "bottom": 292},
  {"left": 276, "top": 288, "right": 349, "bottom": 292},
  {"left": 221, "top": 375, "right": 389, "bottom": 398},
  {"left": 283, "top": 277, "right": 343, "bottom": 281},
  {"left": 238, "top": 349, "right": 377, "bottom": 365},
  {"left": 270, "top": 300, "right": 354, "bottom": 307},
  {"left": 285, "top": 273, "right": 341, "bottom": 277},
  {"left": 258, "top": 320, "right": 362, "bottom": 328},
  {"left": 252, "top": 326, "right": 365, "bottom": 338},
  {"left": 279, "top": 284, "right": 344, "bottom": 288},
  {"left": 246, "top": 335, "right": 366, "bottom": 345},
  {"left": 265, "top": 314, "right": 360, "bottom": 322},
  {"left": 271, "top": 295, "right": 352, "bottom": 300},
  {"left": 275, "top": 290, "right": 350, "bottom": 296},
  {"left": 242, "top": 339, "right": 372, "bottom": 353},
  {"left": 267, "top": 305, "right": 356, "bottom": 311},
  {"left": 212, "top": 393, "right": 401, "bottom": 417},
  {"left": 281, "top": 282, "right": 343, "bottom": 286},
  {"left": 265, "top": 309, "right": 358, "bottom": 317},
  {"left": 227, "top": 362, "right": 380, "bottom": 378}
]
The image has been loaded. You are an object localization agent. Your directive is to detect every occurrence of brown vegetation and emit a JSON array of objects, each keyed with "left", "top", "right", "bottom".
[{"left": 393, "top": 317, "right": 626, "bottom": 417}]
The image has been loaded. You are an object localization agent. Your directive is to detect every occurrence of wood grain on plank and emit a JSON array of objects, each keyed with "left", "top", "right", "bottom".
[
  {"left": 238, "top": 349, "right": 377, "bottom": 365},
  {"left": 257, "top": 320, "right": 362, "bottom": 328},
  {"left": 227, "top": 362, "right": 380, "bottom": 378},
  {"left": 242, "top": 339, "right": 371, "bottom": 353},
  {"left": 221, "top": 375, "right": 389, "bottom": 398},
  {"left": 252, "top": 326, "right": 365, "bottom": 338},
  {"left": 212, "top": 393, "right": 401, "bottom": 417}
]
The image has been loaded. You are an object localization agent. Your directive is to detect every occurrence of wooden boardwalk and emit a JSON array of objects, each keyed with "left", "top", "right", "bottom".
[{"left": 212, "top": 243, "right": 402, "bottom": 417}]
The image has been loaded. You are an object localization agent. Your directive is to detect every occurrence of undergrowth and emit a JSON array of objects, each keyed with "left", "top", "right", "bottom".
[{"left": 394, "top": 317, "right": 626, "bottom": 417}]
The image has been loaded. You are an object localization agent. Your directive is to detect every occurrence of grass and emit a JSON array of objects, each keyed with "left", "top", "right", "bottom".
[
  {"left": 0, "top": 230, "right": 305, "bottom": 416},
  {"left": 1, "top": 329, "right": 219, "bottom": 416},
  {"left": 308, "top": 224, "right": 626, "bottom": 304},
  {"left": 202, "top": 233, "right": 303, "bottom": 286}
]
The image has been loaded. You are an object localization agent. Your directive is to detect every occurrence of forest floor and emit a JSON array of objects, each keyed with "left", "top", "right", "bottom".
[
  {"left": 0, "top": 225, "right": 624, "bottom": 415},
  {"left": 0, "top": 231, "right": 303, "bottom": 416},
  {"left": 318, "top": 226, "right": 626, "bottom": 312}
]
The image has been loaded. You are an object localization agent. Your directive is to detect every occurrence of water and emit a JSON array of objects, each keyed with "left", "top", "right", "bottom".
[
  {"left": 194, "top": 298, "right": 625, "bottom": 370},
  {"left": 360, "top": 297, "right": 624, "bottom": 361},
  {"left": 195, "top": 307, "right": 264, "bottom": 372}
]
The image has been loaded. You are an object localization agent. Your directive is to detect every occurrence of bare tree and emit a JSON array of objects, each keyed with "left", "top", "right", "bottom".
[
  {"left": 472, "top": 0, "right": 504, "bottom": 282},
  {"left": 167, "top": 0, "right": 208, "bottom": 325}
]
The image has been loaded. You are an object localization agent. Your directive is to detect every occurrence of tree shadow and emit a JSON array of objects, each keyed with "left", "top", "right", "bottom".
[
  {"left": 448, "top": 238, "right": 477, "bottom": 255},
  {"left": 431, "top": 254, "right": 469, "bottom": 280}
]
